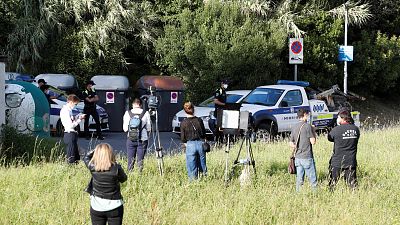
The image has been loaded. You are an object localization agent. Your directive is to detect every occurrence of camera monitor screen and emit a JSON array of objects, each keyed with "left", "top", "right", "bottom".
[{"left": 221, "top": 110, "right": 240, "bottom": 129}]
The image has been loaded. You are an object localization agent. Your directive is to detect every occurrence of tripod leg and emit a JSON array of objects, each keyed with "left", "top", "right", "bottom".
[{"left": 224, "top": 135, "right": 230, "bottom": 185}]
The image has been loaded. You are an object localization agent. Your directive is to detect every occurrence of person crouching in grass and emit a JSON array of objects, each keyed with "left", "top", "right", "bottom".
[
  {"left": 84, "top": 143, "right": 127, "bottom": 225},
  {"left": 289, "top": 109, "right": 317, "bottom": 191}
]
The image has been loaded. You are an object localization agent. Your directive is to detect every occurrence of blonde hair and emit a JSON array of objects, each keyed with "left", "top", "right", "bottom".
[
  {"left": 183, "top": 102, "right": 194, "bottom": 115},
  {"left": 90, "top": 143, "right": 116, "bottom": 171}
]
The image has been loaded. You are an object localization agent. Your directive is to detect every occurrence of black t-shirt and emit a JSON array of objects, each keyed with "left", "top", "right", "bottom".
[
  {"left": 82, "top": 88, "right": 97, "bottom": 108},
  {"left": 180, "top": 117, "right": 206, "bottom": 143},
  {"left": 214, "top": 87, "right": 227, "bottom": 109},
  {"left": 328, "top": 123, "right": 360, "bottom": 168}
]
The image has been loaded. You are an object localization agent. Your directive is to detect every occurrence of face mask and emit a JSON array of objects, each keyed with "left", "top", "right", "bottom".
[
  {"left": 223, "top": 84, "right": 228, "bottom": 89},
  {"left": 336, "top": 118, "right": 341, "bottom": 126}
]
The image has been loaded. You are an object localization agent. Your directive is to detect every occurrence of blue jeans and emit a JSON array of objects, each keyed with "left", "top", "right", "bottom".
[
  {"left": 126, "top": 139, "right": 145, "bottom": 172},
  {"left": 295, "top": 158, "right": 317, "bottom": 191},
  {"left": 185, "top": 141, "right": 207, "bottom": 180}
]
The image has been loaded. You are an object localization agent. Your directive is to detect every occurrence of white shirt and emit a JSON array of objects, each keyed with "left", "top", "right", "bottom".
[
  {"left": 123, "top": 107, "right": 151, "bottom": 141},
  {"left": 60, "top": 104, "right": 81, "bottom": 133},
  {"left": 90, "top": 195, "right": 123, "bottom": 212}
]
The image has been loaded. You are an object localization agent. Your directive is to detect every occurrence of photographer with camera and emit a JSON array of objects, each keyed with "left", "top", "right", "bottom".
[
  {"left": 180, "top": 102, "right": 207, "bottom": 180},
  {"left": 123, "top": 98, "right": 151, "bottom": 172}
]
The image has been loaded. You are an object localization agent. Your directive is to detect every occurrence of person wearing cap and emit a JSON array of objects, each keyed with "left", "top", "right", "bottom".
[
  {"left": 82, "top": 80, "right": 104, "bottom": 140},
  {"left": 213, "top": 79, "right": 229, "bottom": 143},
  {"left": 37, "top": 78, "right": 47, "bottom": 88}
]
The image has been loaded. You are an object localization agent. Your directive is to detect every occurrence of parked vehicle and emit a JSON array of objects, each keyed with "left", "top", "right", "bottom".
[
  {"left": 239, "top": 80, "right": 360, "bottom": 140},
  {"left": 171, "top": 90, "right": 250, "bottom": 135}
]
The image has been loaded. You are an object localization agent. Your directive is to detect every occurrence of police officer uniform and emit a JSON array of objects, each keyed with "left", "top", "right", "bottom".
[
  {"left": 82, "top": 80, "right": 103, "bottom": 139},
  {"left": 213, "top": 80, "right": 228, "bottom": 143},
  {"left": 214, "top": 87, "right": 227, "bottom": 117}
]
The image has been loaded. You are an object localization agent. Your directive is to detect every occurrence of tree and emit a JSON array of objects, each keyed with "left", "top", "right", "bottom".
[{"left": 156, "top": 0, "right": 287, "bottom": 102}]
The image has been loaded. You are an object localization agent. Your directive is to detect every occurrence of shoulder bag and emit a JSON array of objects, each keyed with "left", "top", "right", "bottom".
[
  {"left": 188, "top": 119, "right": 210, "bottom": 153},
  {"left": 288, "top": 123, "right": 306, "bottom": 174}
]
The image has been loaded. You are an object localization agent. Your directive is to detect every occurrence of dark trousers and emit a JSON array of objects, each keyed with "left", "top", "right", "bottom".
[
  {"left": 63, "top": 132, "right": 80, "bottom": 163},
  {"left": 329, "top": 166, "right": 357, "bottom": 189},
  {"left": 126, "top": 139, "right": 145, "bottom": 172},
  {"left": 84, "top": 107, "right": 102, "bottom": 137},
  {"left": 90, "top": 205, "right": 124, "bottom": 225}
]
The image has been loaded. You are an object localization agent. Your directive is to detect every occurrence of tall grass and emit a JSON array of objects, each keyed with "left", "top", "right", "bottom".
[{"left": 1, "top": 127, "right": 400, "bottom": 224}]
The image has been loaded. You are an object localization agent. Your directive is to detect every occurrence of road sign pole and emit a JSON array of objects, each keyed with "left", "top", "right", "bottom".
[
  {"left": 294, "top": 64, "right": 298, "bottom": 81},
  {"left": 343, "top": 3, "right": 348, "bottom": 94},
  {"left": 0, "top": 58, "right": 6, "bottom": 134}
]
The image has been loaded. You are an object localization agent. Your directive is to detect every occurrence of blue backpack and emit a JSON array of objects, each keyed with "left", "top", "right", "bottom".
[{"left": 127, "top": 110, "right": 145, "bottom": 141}]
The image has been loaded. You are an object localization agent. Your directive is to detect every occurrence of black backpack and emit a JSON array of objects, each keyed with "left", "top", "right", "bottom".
[{"left": 127, "top": 110, "right": 145, "bottom": 141}]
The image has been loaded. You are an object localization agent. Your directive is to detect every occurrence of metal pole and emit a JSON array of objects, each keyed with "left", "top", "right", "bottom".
[
  {"left": 294, "top": 64, "right": 298, "bottom": 81},
  {"left": 0, "top": 61, "right": 5, "bottom": 131},
  {"left": 344, "top": 3, "right": 348, "bottom": 94}
]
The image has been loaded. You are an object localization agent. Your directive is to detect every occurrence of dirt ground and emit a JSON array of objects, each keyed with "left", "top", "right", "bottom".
[{"left": 351, "top": 94, "right": 400, "bottom": 128}]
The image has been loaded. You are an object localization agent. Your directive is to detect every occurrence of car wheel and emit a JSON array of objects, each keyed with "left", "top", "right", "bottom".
[
  {"left": 256, "top": 121, "right": 277, "bottom": 142},
  {"left": 56, "top": 120, "right": 64, "bottom": 137}
]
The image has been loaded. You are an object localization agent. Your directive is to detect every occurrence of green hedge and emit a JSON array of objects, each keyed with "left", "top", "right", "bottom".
[{"left": 0, "top": 126, "right": 64, "bottom": 166}]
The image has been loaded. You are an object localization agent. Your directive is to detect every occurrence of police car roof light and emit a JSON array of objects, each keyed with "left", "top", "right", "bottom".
[{"left": 277, "top": 80, "right": 309, "bottom": 87}]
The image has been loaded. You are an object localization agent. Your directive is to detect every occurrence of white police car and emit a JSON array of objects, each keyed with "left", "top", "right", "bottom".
[
  {"left": 240, "top": 80, "right": 360, "bottom": 140},
  {"left": 172, "top": 90, "right": 250, "bottom": 135}
]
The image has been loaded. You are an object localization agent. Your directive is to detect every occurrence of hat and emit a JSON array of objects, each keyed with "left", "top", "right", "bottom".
[
  {"left": 86, "top": 80, "right": 96, "bottom": 85},
  {"left": 220, "top": 78, "right": 230, "bottom": 84},
  {"left": 38, "top": 79, "right": 47, "bottom": 84}
]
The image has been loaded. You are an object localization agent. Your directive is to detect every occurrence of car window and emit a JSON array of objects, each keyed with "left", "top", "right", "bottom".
[
  {"left": 281, "top": 90, "right": 303, "bottom": 107},
  {"left": 242, "top": 88, "right": 284, "bottom": 106},
  {"left": 198, "top": 94, "right": 244, "bottom": 107},
  {"left": 226, "top": 94, "right": 243, "bottom": 103},
  {"left": 199, "top": 96, "right": 214, "bottom": 107}
]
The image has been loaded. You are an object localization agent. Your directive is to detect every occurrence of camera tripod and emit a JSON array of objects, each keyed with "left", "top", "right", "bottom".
[
  {"left": 224, "top": 129, "right": 256, "bottom": 186},
  {"left": 142, "top": 97, "right": 164, "bottom": 176}
]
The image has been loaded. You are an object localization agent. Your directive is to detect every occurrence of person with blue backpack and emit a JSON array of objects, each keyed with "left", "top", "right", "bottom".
[{"left": 123, "top": 98, "right": 151, "bottom": 172}]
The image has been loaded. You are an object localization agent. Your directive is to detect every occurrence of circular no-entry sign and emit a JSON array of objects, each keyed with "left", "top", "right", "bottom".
[
  {"left": 106, "top": 91, "right": 115, "bottom": 103},
  {"left": 291, "top": 41, "right": 303, "bottom": 54}
]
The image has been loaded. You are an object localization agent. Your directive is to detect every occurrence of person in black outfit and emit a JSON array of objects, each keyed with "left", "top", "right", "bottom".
[
  {"left": 82, "top": 80, "right": 104, "bottom": 140},
  {"left": 180, "top": 102, "right": 207, "bottom": 180},
  {"left": 213, "top": 79, "right": 228, "bottom": 143},
  {"left": 84, "top": 143, "right": 127, "bottom": 225},
  {"left": 328, "top": 109, "right": 360, "bottom": 189}
]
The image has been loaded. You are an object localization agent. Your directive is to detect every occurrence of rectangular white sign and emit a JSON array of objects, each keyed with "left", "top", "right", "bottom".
[
  {"left": 289, "top": 38, "right": 304, "bottom": 64},
  {"left": 170, "top": 92, "right": 178, "bottom": 103},
  {"left": 106, "top": 91, "right": 115, "bottom": 104}
]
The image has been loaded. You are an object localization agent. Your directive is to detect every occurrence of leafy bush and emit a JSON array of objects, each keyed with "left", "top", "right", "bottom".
[{"left": 0, "top": 126, "right": 64, "bottom": 166}]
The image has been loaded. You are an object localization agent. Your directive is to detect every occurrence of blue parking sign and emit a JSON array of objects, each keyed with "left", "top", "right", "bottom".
[{"left": 338, "top": 46, "right": 353, "bottom": 61}]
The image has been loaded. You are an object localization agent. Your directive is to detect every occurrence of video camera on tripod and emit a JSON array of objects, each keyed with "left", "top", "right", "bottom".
[
  {"left": 140, "top": 86, "right": 164, "bottom": 176},
  {"left": 141, "top": 86, "right": 159, "bottom": 112},
  {"left": 217, "top": 103, "right": 256, "bottom": 186}
]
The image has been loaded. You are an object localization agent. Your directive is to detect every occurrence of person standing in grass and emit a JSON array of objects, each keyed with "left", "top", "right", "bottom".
[
  {"left": 123, "top": 98, "right": 151, "bottom": 172},
  {"left": 60, "top": 94, "right": 85, "bottom": 164},
  {"left": 180, "top": 102, "right": 207, "bottom": 180},
  {"left": 84, "top": 143, "right": 127, "bottom": 225},
  {"left": 289, "top": 108, "right": 317, "bottom": 191},
  {"left": 328, "top": 110, "right": 360, "bottom": 189}
]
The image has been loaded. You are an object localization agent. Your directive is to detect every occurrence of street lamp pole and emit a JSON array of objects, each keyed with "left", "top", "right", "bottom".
[{"left": 343, "top": 3, "right": 348, "bottom": 94}]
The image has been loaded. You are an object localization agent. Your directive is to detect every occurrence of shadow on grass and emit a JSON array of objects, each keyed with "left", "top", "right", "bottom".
[{"left": 265, "top": 162, "right": 288, "bottom": 176}]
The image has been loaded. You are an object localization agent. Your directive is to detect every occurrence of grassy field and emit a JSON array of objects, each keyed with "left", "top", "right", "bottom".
[{"left": 1, "top": 127, "right": 400, "bottom": 225}]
